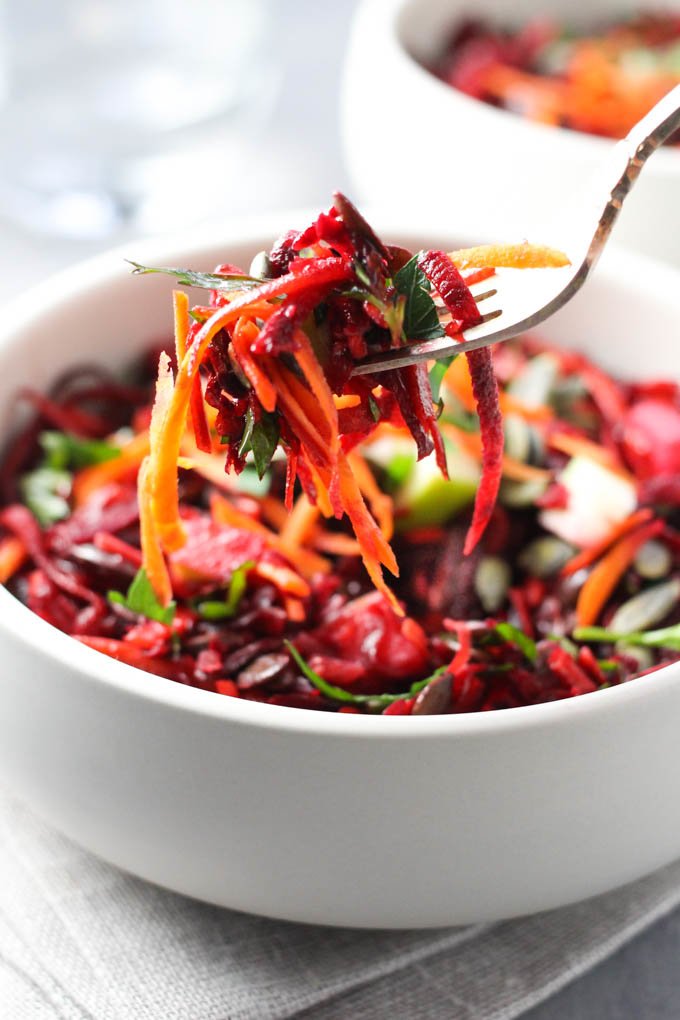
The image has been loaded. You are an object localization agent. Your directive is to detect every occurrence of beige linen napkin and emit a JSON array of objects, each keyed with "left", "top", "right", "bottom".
[{"left": 1, "top": 786, "right": 679, "bottom": 1020}]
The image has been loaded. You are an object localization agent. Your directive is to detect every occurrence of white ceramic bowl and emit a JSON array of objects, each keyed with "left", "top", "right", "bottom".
[
  {"left": 1, "top": 214, "right": 680, "bottom": 930},
  {"left": 342, "top": 0, "right": 680, "bottom": 265}
]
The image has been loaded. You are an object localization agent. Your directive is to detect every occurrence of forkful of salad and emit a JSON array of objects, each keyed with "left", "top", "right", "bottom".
[{"left": 353, "top": 82, "right": 680, "bottom": 376}]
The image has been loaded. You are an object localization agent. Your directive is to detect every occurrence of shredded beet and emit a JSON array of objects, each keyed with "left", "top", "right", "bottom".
[{"left": 418, "top": 250, "right": 503, "bottom": 552}]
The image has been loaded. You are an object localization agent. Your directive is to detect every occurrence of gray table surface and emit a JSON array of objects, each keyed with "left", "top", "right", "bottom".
[{"left": 0, "top": 2, "right": 678, "bottom": 1016}]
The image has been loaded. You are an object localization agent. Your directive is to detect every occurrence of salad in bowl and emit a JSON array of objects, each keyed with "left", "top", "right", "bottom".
[
  {"left": 1, "top": 195, "right": 677, "bottom": 717},
  {"left": 0, "top": 201, "right": 679, "bottom": 926}
]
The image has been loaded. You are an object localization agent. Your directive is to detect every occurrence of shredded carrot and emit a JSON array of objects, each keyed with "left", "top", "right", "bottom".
[
  {"left": 333, "top": 393, "right": 362, "bottom": 410},
  {"left": 137, "top": 457, "right": 173, "bottom": 606},
  {"left": 279, "top": 494, "right": 321, "bottom": 548},
  {"left": 150, "top": 291, "right": 283, "bottom": 552},
  {"left": 258, "top": 495, "right": 288, "bottom": 530},
  {"left": 346, "top": 450, "right": 394, "bottom": 541},
  {"left": 0, "top": 535, "right": 26, "bottom": 583},
  {"left": 284, "top": 596, "right": 306, "bottom": 622},
  {"left": 448, "top": 243, "right": 570, "bottom": 270},
  {"left": 254, "top": 560, "right": 310, "bottom": 598},
  {"left": 174, "top": 290, "right": 211, "bottom": 454},
  {"left": 575, "top": 519, "right": 663, "bottom": 627},
  {"left": 561, "top": 508, "right": 654, "bottom": 577},
  {"left": 231, "top": 317, "right": 278, "bottom": 413},
  {"left": 442, "top": 355, "right": 476, "bottom": 412},
  {"left": 335, "top": 451, "right": 401, "bottom": 613},
  {"left": 293, "top": 331, "right": 339, "bottom": 448},
  {"left": 72, "top": 430, "right": 150, "bottom": 506},
  {"left": 210, "top": 491, "right": 329, "bottom": 577},
  {"left": 311, "top": 531, "right": 361, "bottom": 556},
  {"left": 500, "top": 392, "right": 553, "bottom": 422},
  {"left": 547, "top": 430, "right": 632, "bottom": 479},
  {"left": 178, "top": 442, "right": 239, "bottom": 494}
]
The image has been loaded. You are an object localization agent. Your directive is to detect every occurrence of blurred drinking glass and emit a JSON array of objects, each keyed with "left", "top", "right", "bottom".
[{"left": 0, "top": 0, "right": 276, "bottom": 238}]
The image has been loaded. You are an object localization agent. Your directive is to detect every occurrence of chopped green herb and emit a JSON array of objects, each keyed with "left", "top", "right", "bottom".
[
  {"left": 394, "top": 255, "right": 445, "bottom": 342},
  {"left": 108, "top": 568, "right": 176, "bottom": 625},
  {"left": 20, "top": 467, "right": 71, "bottom": 527},
  {"left": 40, "top": 430, "right": 120, "bottom": 471},
  {"left": 197, "top": 561, "right": 254, "bottom": 621},
  {"left": 353, "top": 262, "right": 372, "bottom": 289},
  {"left": 237, "top": 407, "right": 255, "bottom": 460},
  {"left": 496, "top": 622, "right": 537, "bottom": 662},
  {"left": 368, "top": 395, "right": 381, "bottom": 422},
  {"left": 250, "top": 414, "right": 279, "bottom": 479},
  {"left": 574, "top": 623, "right": 680, "bottom": 652},
  {"left": 237, "top": 409, "right": 279, "bottom": 479},
  {"left": 285, "top": 641, "right": 447, "bottom": 710},
  {"left": 127, "top": 261, "right": 259, "bottom": 292},
  {"left": 429, "top": 355, "right": 456, "bottom": 403}
]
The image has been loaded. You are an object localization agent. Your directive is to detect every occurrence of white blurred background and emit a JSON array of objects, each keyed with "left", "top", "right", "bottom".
[{"left": 0, "top": 1, "right": 359, "bottom": 297}]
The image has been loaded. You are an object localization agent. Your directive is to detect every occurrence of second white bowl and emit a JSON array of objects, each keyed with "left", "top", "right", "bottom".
[{"left": 342, "top": 0, "right": 680, "bottom": 265}]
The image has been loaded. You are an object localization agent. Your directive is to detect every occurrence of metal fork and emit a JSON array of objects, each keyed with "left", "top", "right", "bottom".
[{"left": 353, "top": 83, "right": 680, "bottom": 376}]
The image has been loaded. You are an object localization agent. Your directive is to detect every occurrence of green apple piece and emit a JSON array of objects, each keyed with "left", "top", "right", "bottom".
[{"left": 396, "top": 439, "right": 479, "bottom": 530}]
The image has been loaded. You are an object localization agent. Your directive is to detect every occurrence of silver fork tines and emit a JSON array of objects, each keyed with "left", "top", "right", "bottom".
[{"left": 353, "top": 83, "right": 680, "bottom": 376}]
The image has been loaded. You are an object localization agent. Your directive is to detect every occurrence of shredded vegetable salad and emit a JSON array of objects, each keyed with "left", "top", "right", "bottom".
[
  {"left": 1, "top": 196, "right": 680, "bottom": 715},
  {"left": 432, "top": 12, "right": 680, "bottom": 139}
]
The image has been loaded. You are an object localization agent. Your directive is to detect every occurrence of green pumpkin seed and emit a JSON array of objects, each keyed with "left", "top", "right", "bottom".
[
  {"left": 475, "top": 556, "right": 512, "bottom": 612},
  {"left": 504, "top": 414, "right": 531, "bottom": 463},
  {"left": 499, "top": 477, "right": 548, "bottom": 508},
  {"left": 507, "top": 353, "right": 559, "bottom": 407},
  {"left": 633, "top": 540, "right": 672, "bottom": 580},
  {"left": 614, "top": 643, "right": 654, "bottom": 672},
  {"left": 248, "top": 250, "right": 273, "bottom": 280},
  {"left": 518, "top": 536, "right": 575, "bottom": 578},
  {"left": 412, "top": 673, "right": 452, "bottom": 715},
  {"left": 609, "top": 578, "right": 680, "bottom": 634}
]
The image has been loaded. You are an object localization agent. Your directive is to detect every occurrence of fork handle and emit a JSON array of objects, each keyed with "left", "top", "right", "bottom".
[{"left": 585, "top": 84, "right": 680, "bottom": 270}]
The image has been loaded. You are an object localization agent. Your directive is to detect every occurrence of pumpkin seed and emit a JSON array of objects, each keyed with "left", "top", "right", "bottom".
[
  {"left": 519, "top": 536, "right": 574, "bottom": 578},
  {"left": 614, "top": 643, "right": 654, "bottom": 672},
  {"left": 248, "top": 250, "right": 273, "bottom": 280},
  {"left": 238, "top": 652, "right": 289, "bottom": 689},
  {"left": 633, "top": 539, "right": 672, "bottom": 580},
  {"left": 412, "top": 673, "right": 452, "bottom": 715},
  {"left": 507, "top": 353, "right": 559, "bottom": 407},
  {"left": 499, "top": 477, "right": 549, "bottom": 507},
  {"left": 504, "top": 414, "right": 531, "bottom": 462},
  {"left": 609, "top": 578, "right": 680, "bottom": 634},
  {"left": 475, "top": 556, "right": 511, "bottom": 613}
]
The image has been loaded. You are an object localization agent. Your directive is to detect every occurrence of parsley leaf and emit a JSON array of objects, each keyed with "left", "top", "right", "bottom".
[
  {"left": 20, "top": 467, "right": 71, "bottom": 526},
  {"left": 285, "top": 641, "right": 447, "bottom": 710},
  {"left": 197, "top": 560, "right": 254, "bottom": 620},
  {"left": 108, "top": 568, "right": 176, "bottom": 625},
  {"left": 495, "top": 622, "right": 537, "bottom": 662},
  {"left": 127, "top": 261, "right": 261, "bottom": 292},
  {"left": 394, "top": 255, "right": 445, "bottom": 342},
  {"left": 238, "top": 408, "right": 279, "bottom": 479},
  {"left": 251, "top": 414, "right": 279, "bottom": 479},
  {"left": 40, "top": 431, "right": 121, "bottom": 471}
]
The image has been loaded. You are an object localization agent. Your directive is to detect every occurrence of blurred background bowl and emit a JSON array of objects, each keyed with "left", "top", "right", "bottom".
[{"left": 342, "top": 0, "right": 680, "bottom": 265}]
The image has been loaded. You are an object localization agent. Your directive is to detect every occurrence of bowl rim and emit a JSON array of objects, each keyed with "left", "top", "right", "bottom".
[
  {"left": 383, "top": 0, "right": 680, "bottom": 176},
  {"left": 1, "top": 211, "right": 680, "bottom": 740}
]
